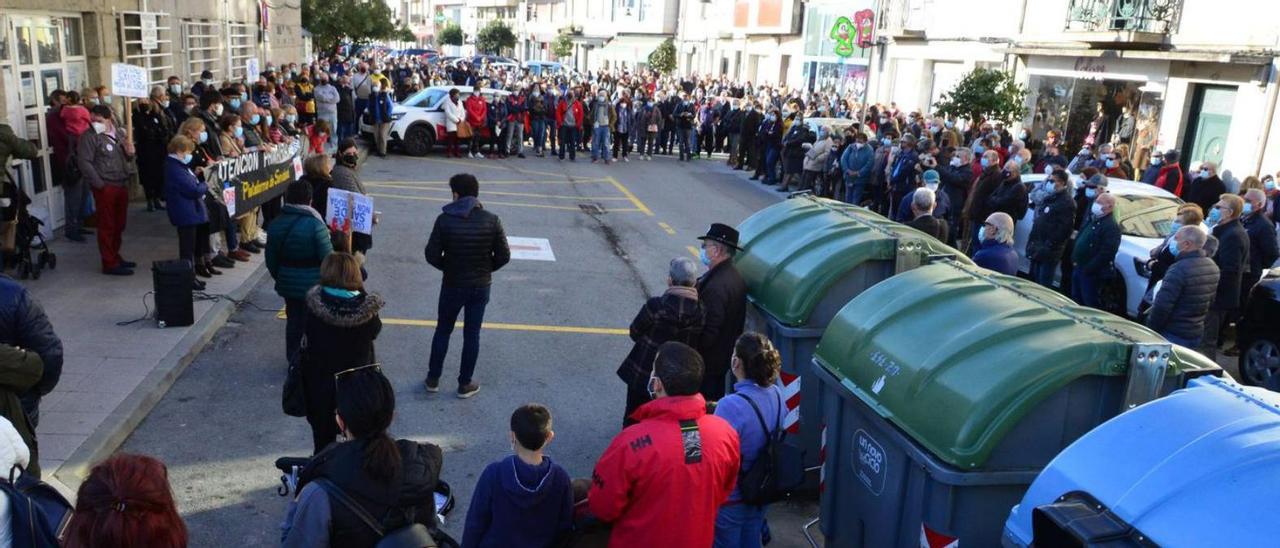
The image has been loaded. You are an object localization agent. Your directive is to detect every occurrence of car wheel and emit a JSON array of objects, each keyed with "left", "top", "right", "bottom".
[
  {"left": 1240, "top": 338, "right": 1280, "bottom": 386},
  {"left": 1100, "top": 277, "right": 1127, "bottom": 317},
  {"left": 403, "top": 125, "right": 434, "bottom": 157}
]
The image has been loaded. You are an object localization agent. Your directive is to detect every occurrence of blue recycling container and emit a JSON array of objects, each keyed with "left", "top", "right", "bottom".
[{"left": 1003, "top": 375, "right": 1280, "bottom": 547}]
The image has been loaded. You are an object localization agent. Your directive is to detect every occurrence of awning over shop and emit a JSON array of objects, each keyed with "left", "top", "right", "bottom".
[
  {"left": 571, "top": 35, "right": 609, "bottom": 48},
  {"left": 599, "top": 34, "right": 670, "bottom": 58},
  {"left": 1006, "top": 46, "right": 1273, "bottom": 66}
]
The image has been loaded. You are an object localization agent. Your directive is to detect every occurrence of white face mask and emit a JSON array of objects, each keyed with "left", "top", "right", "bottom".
[
  {"left": 91, "top": 122, "right": 108, "bottom": 134},
  {"left": 950, "top": 157, "right": 962, "bottom": 167},
  {"left": 212, "top": 104, "right": 224, "bottom": 116}
]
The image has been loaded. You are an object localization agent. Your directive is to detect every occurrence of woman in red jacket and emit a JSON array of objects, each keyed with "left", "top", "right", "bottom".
[
  {"left": 555, "top": 91, "right": 584, "bottom": 162},
  {"left": 464, "top": 87, "right": 488, "bottom": 158}
]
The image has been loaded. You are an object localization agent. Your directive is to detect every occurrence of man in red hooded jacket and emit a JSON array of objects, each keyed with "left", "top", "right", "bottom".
[
  {"left": 588, "top": 341, "right": 740, "bottom": 548},
  {"left": 464, "top": 86, "right": 488, "bottom": 158},
  {"left": 1154, "top": 149, "right": 1184, "bottom": 197}
]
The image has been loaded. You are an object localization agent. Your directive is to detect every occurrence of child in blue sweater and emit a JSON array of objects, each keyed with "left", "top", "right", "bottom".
[{"left": 462, "top": 404, "right": 574, "bottom": 548}]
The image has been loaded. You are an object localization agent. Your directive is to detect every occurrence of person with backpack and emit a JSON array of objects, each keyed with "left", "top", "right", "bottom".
[
  {"left": 65, "top": 453, "right": 187, "bottom": 548},
  {"left": 282, "top": 366, "right": 444, "bottom": 548},
  {"left": 461, "top": 404, "right": 574, "bottom": 548},
  {"left": 712, "top": 333, "right": 785, "bottom": 548}
]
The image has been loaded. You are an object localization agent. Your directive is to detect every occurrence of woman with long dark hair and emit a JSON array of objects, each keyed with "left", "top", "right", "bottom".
[
  {"left": 282, "top": 367, "right": 443, "bottom": 547},
  {"left": 64, "top": 453, "right": 188, "bottom": 548},
  {"left": 300, "top": 252, "right": 382, "bottom": 453}
]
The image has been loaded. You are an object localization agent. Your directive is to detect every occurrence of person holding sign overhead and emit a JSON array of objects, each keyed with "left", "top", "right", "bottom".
[{"left": 76, "top": 105, "right": 137, "bottom": 276}]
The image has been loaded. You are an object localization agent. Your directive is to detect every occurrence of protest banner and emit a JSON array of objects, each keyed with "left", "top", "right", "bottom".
[
  {"left": 325, "top": 188, "right": 374, "bottom": 235},
  {"left": 207, "top": 140, "right": 303, "bottom": 216}
]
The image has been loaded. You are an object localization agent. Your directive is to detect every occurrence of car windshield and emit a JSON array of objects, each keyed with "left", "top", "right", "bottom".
[
  {"left": 1115, "top": 194, "right": 1181, "bottom": 239},
  {"left": 404, "top": 88, "right": 447, "bottom": 109}
]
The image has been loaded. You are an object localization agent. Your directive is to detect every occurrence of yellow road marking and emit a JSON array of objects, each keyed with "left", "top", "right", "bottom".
[
  {"left": 368, "top": 178, "right": 610, "bottom": 185},
  {"left": 686, "top": 245, "right": 701, "bottom": 259},
  {"left": 421, "top": 156, "right": 579, "bottom": 180},
  {"left": 388, "top": 318, "right": 629, "bottom": 335},
  {"left": 368, "top": 192, "right": 642, "bottom": 212},
  {"left": 658, "top": 222, "right": 676, "bottom": 235},
  {"left": 366, "top": 182, "right": 632, "bottom": 201},
  {"left": 606, "top": 176, "right": 655, "bottom": 217}
]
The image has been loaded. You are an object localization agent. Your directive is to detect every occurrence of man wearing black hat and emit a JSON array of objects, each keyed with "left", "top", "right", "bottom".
[{"left": 695, "top": 223, "right": 747, "bottom": 401}]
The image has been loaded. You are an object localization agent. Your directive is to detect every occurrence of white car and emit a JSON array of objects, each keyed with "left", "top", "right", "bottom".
[
  {"left": 1012, "top": 175, "right": 1181, "bottom": 318},
  {"left": 361, "top": 86, "right": 511, "bottom": 156}
]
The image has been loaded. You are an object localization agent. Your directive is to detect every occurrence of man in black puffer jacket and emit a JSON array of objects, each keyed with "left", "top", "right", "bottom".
[
  {"left": 424, "top": 174, "right": 511, "bottom": 399},
  {"left": 0, "top": 276, "right": 61, "bottom": 427},
  {"left": 1147, "top": 226, "right": 1220, "bottom": 348}
]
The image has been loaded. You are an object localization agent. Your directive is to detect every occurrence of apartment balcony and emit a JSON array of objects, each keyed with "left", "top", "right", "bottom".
[
  {"left": 1063, "top": 0, "right": 1180, "bottom": 47},
  {"left": 877, "top": 0, "right": 927, "bottom": 40}
]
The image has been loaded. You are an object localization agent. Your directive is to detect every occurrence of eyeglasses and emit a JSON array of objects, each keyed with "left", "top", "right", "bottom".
[{"left": 334, "top": 363, "right": 381, "bottom": 381}]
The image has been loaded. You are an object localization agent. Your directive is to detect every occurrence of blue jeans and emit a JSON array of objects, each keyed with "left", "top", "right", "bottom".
[
  {"left": 1162, "top": 331, "right": 1201, "bottom": 348},
  {"left": 531, "top": 119, "right": 546, "bottom": 152},
  {"left": 763, "top": 147, "right": 780, "bottom": 184},
  {"left": 1030, "top": 259, "right": 1058, "bottom": 288},
  {"left": 427, "top": 285, "right": 491, "bottom": 385},
  {"left": 1072, "top": 269, "right": 1102, "bottom": 308},
  {"left": 677, "top": 128, "right": 695, "bottom": 159},
  {"left": 845, "top": 178, "right": 865, "bottom": 205},
  {"left": 714, "top": 503, "right": 767, "bottom": 548},
  {"left": 591, "top": 126, "right": 612, "bottom": 161}
]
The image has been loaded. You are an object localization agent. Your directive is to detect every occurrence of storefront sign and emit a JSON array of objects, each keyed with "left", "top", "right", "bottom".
[
  {"left": 1073, "top": 57, "right": 1108, "bottom": 80},
  {"left": 208, "top": 140, "right": 302, "bottom": 215}
]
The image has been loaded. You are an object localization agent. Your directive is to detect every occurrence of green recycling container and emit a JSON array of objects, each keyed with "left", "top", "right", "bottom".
[
  {"left": 811, "top": 260, "right": 1220, "bottom": 547},
  {"left": 734, "top": 195, "right": 970, "bottom": 490}
]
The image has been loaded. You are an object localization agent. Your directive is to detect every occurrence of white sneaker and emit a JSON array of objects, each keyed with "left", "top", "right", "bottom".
[
  {"left": 475, "top": 152, "right": 485, "bottom": 159},
  {"left": 468, "top": 152, "right": 474, "bottom": 158},
  {"left": 623, "top": 157, "right": 630, "bottom": 162}
]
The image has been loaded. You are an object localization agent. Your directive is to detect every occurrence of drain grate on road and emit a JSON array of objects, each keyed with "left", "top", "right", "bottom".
[{"left": 579, "top": 203, "right": 606, "bottom": 215}]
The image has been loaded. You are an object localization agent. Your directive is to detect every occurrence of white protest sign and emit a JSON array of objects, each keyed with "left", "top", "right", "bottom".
[
  {"left": 507, "top": 237, "right": 556, "bottom": 261},
  {"left": 140, "top": 13, "right": 158, "bottom": 51},
  {"left": 325, "top": 188, "right": 374, "bottom": 235},
  {"left": 110, "top": 63, "right": 149, "bottom": 98},
  {"left": 246, "top": 58, "right": 260, "bottom": 79},
  {"left": 223, "top": 186, "right": 237, "bottom": 217}
]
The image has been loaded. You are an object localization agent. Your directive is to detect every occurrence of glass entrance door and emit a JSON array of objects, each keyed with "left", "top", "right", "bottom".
[{"left": 5, "top": 14, "right": 87, "bottom": 230}]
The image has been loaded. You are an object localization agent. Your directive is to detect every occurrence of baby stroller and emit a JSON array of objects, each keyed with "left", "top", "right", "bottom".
[{"left": 5, "top": 187, "right": 55, "bottom": 280}]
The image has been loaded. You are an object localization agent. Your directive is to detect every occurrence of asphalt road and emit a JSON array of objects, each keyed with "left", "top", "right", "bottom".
[{"left": 119, "top": 150, "right": 823, "bottom": 546}]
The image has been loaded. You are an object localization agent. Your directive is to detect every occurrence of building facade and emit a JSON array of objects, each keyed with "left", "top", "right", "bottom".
[
  {"left": 675, "top": 0, "right": 805, "bottom": 86},
  {"left": 0, "top": 0, "right": 303, "bottom": 231}
]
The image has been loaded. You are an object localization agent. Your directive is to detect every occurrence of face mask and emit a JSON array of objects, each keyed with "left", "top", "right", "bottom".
[
  {"left": 170, "top": 84, "right": 182, "bottom": 94},
  {"left": 1043, "top": 164, "right": 1054, "bottom": 175},
  {"left": 266, "top": 115, "right": 274, "bottom": 126},
  {"left": 1170, "top": 241, "right": 1182, "bottom": 257},
  {"left": 945, "top": 121, "right": 954, "bottom": 129},
  {"left": 1267, "top": 180, "right": 1277, "bottom": 191},
  {"left": 101, "top": 95, "right": 112, "bottom": 103},
  {"left": 182, "top": 153, "right": 193, "bottom": 164},
  {"left": 212, "top": 104, "right": 224, "bottom": 116},
  {"left": 1012, "top": 155, "right": 1024, "bottom": 165},
  {"left": 250, "top": 114, "right": 261, "bottom": 125},
  {"left": 183, "top": 104, "right": 195, "bottom": 114},
  {"left": 879, "top": 117, "right": 888, "bottom": 124},
  {"left": 930, "top": 126, "right": 941, "bottom": 134},
  {"left": 1207, "top": 208, "right": 1222, "bottom": 225},
  {"left": 980, "top": 158, "right": 990, "bottom": 168},
  {"left": 204, "top": 79, "right": 214, "bottom": 86},
  {"left": 974, "top": 144, "right": 985, "bottom": 154},
  {"left": 287, "top": 114, "right": 297, "bottom": 123},
  {"left": 342, "top": 153, "right": 359, "bottom": 166},
  {"left": 1244, "top": 202, "right": 1255, "bottom": 215},
  {"left": 198, "top": 131, "right": 208, "bottom": 143},
  {"left": 926, "top": 182, "right": 938, "bottom": 192},
  {"left": 240, "top": 92, "right": 249, "bottom": 102},
  {"left": 234, "top": 126, "right": 244, "bottom": 138},
  {"left": 881, "top": 137, "right": 891, "bottom": 146},
  {"left": 699, "top": 248, "right": 711, "bottom": 267},
  {"left": 1199, "top": 170, "right": 1210, "bottom": 179},
  {"left": 1105, "top": 159, "right": 1116, "bottom": 168},
  {"left": 950, "top": 157, "right": 962, "bottom": 167},
  {"left": 372, "top": 86, "right": 381, "bottom": 93},
  {"left": 1085, "top": 188, "right": 1097, "bottom": 199},
  {"left": 230, "top": 98, "right": 242, "bottom": 109},
  {"left": 1091, "top": 202, "right": 1104, "bottom": 217},
  {"left": 891, "top": 146, "right": 901, "bottom": 154},
  {"left": 160, "top": 100, "right": 170, "bottom": 109},
  {"left": 1170, "top": 220, "right": 1183, "bottom": 234},
  {"left": 91, "top": 122, "right": 108, "bottom": 134},
  {"left": 89, "top": 98, "right": 100, "bottom": 105}
]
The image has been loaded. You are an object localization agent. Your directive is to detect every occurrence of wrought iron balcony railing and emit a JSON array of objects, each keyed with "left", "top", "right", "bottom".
[{"left": 1064, "top": 0, "right": 1180, "bottom": 34}]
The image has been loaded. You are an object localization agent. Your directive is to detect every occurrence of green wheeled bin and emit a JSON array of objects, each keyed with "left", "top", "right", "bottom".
[
  {"left": 811, "top": 260, "right": 1220, "bottom": 547},
  {"left": 734, "top": 195, "right": 970, "bottom": 490}
]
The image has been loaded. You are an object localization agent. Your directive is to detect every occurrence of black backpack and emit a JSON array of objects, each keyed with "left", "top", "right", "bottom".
[
  {"left": 734, "top": 392, "right": 805, "bottom": 506},
  {"left": 2, "top": 465, "right": 74, "bottom": 546}
]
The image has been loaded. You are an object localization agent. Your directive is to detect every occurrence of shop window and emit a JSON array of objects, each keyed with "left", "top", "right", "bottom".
[{"left": 1027, "top": 74, "right": 1160, "bottom": 164}]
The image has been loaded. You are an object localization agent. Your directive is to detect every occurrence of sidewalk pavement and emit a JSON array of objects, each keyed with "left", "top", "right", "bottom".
[{"left": 20, "top": 205, "right": 267, "bottom": 494}]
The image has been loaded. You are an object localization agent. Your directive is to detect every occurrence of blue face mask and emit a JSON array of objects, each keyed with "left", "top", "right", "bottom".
[
  {"left": 182, "top": 153, "right": 193, "bottom": 164},
  {"left": 1244, "top": 202, "right": 1254, "bottom": 215},
  {"left": 241, "top": 92, "right": 249, "bottom": 102},
  {"left": 198, "top": 131, "right": 208, "bottom": 143},
  {"left": 1085, "top": 188, "right": 1098, "bottom": 199},
  {"left": 699, "top": 248, "right": 711, "bottom": 267},
  {"left": 266, "top": 115, "right": 274, "bottom": 126},
  {"left": 1207, "top": 208, "right": 1222, "bottom": 225},
  {"left": 1170, "top": 220, "right": 1183, "bottom": 234},
  {"left": 287, "top": 114, "right": 297, "bottom": 123},
  {"left": 881, "top": 137, "right": 891, "bottom": 146},
  {"left": 230, "top": 98, "right": 242, "bottom": 109},
  {"left": 1105, "top": 159, "right": 1117, "bottom": 168},
  {"left": 234, "top": 126, "right": 244, "bottom": 138},
  {"left": 250, "top": 114, "right": 261, "bottom": 125},
  {"left": 1267, "top": 180, "right": 1277, "bottom": 191},
  {"left": 974, "top": 144, "right": 985, "bottom": 154},
  {"left": 1170, "top": 241, "right": 1182, "bottom": 257},
  {"left": 980, "top": 158, "right": 990, "bottom": 168}
]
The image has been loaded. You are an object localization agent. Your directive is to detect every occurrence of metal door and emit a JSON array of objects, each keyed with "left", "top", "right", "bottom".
[{"left": 1183, "top": 85, "right": 1235, "bottom": 168}]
